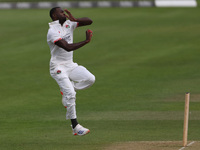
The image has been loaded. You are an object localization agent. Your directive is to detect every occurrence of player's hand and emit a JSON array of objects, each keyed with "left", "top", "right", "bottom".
[
  {"left": 86, "top": 29, "right": 93, "bottom": 43},
  {"left": 64, "top": 9, "right": 77, "bottom": 21}
]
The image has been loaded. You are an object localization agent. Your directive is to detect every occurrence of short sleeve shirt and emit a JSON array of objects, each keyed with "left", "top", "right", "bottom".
[{"left": 47, "top": 20, "right": 78, "bottom": 68}]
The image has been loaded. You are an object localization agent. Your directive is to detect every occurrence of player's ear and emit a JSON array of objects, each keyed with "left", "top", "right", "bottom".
[{"left": 52, "top": 13, "right": 58, "bottom": 20}]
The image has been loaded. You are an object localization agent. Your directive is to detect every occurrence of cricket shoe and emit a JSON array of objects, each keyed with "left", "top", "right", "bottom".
[{"left": 72, "top": 124, "right": 90, "bottom": 136}]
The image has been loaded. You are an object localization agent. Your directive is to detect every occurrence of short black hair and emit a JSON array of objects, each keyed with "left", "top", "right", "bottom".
[{"left": 49, "top": 7, "right": 60, "bottom": 20}]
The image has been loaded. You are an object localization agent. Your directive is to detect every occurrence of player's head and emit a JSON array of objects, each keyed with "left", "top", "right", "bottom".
[{"left": 49, "top": 7, "right": 66, "bottom": 23}]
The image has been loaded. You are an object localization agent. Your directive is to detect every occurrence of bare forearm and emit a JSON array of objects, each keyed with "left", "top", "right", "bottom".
[
  {"left": 64, "top": 9, "right": 93, "bottom": 26},
  {"left": 64, "top": 40, "right": 89, "bottom": 52},
  {"left": 75, "top": 17, "right": 93, "bottom": 26},
  {"left": 55, "top": 39, "right": 89, "bottom": 52}
]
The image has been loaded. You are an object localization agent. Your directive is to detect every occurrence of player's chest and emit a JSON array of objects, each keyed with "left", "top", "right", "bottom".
[
  {"left": 57, "top": 24, "right": 72, "bottom": 35},
  {"left": 57, "top": 25, "right": 72, "bottom": 42}
]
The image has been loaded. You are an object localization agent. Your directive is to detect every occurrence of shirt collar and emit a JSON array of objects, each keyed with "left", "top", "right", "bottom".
[{"left": 48, "top": 20, "right": 60, "bottom": 27}]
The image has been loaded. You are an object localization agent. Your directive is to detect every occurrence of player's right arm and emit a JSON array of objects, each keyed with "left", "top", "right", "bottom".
[
  {"left": 64, "top": 9, "right": 93, "bottom": 27},
  {"left": 55, "top": 29, "right": 93, "bottom": 52}
]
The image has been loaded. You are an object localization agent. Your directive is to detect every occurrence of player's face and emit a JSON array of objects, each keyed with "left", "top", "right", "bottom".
[{"left": 55, "top": 8, "right": 66, "bottom": 23}]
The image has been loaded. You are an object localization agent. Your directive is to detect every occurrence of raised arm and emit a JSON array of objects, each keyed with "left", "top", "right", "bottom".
[
  {"left": 55, "top": 29, "right": 93, "bottom": 52},
  {"left": 64, "top": 9, "right": 93, "bottom": 27}
]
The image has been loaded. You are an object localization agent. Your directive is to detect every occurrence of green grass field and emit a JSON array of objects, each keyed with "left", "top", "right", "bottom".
[{"left": 0, "top": 7, "right": 200, "bottom": 150}]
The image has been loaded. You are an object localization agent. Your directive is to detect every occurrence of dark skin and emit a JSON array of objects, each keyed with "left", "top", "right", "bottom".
[{"left": 51, "top": 7, "right": 93, "bottom": 52}]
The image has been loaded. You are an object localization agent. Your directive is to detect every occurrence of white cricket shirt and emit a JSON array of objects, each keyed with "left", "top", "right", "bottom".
[{"left": 47, "top": 20, "right": 78, "bottom": 68}]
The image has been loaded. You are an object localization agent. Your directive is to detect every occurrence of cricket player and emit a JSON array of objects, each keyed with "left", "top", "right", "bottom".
[{"left": 47, "top": 7, "right": 95, "bottom": 136}]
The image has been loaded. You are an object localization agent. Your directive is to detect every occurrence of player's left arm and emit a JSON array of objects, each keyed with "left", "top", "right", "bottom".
[{"left": 64, "top": 9, "right": 93, "bottom": 27}]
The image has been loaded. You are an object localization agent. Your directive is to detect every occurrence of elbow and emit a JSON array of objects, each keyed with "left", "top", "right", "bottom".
[
  {"left": 87, "top": 18, "right": 93, "bottom": 25},
  {"left": 64, "top": 46, "right": 74, "bottom": 52},
  {"left": 89, "top": 19, "right": 93, "bottom": 25},
  {"left": 65, "top": 48, "right": 73, "bottom": 52}
]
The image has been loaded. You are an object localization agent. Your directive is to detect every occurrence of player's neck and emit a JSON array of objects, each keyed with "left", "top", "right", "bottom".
[{"left": 59, "top": 20, "right": 64, "bottom": 26}]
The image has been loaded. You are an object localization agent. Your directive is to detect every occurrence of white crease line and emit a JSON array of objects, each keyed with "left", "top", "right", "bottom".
[
  {"left": 179, "top": 146, "right": 185, "bottom": 150},
  {"left": 179, "top": 141, "right": 195, "bottom": 150}
]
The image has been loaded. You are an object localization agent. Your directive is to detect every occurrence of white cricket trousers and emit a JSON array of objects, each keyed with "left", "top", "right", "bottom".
[{"left": 50, "top": 63, "right": 95, "bottom": 120}]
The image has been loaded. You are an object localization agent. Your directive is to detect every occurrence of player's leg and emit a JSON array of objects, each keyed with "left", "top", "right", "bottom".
[
  {"left": 69, "top": 65, "right": 95, "bottom": 90},
  {"left": 50, "top": 65, "right": 90, "bottom": 136},
  {"left": 61, "top": 80, "right": 90, "bottom": 136}
]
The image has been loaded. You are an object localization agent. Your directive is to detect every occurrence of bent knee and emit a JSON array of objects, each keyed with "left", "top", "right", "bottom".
[{"left": 88, "top": 74, "right": 95, "bottom": 85}]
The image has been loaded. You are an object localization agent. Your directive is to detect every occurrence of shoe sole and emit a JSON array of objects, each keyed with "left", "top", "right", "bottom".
[{"left": 74, "top": 130, "right": 90, "bottom": 136}]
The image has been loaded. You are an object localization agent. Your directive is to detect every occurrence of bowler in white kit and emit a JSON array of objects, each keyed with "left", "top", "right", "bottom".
[{"left": 47, "top": 7, "right": 95, "bottom": 136}]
